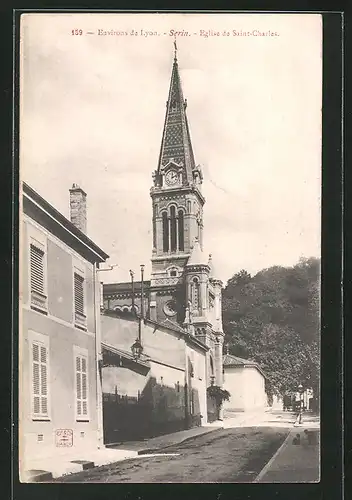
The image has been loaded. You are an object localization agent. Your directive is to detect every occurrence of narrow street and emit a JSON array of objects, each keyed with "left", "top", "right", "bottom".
[{"left": 56, "top": 411, "right": 306, "bottom": 483}]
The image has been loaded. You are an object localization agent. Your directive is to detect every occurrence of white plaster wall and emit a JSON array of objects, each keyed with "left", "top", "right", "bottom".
[
  {"left": 222, "top": 367, "right": 246, "bottom": 411},
  {"left": 243, "top": 367, "right": 267, "bottom": 410},
  {"left": 150, "top": 361, "right": 184, "bottom": 389},
  {"left": 186, "top": 344, "right": 207, "bottom": 425}
]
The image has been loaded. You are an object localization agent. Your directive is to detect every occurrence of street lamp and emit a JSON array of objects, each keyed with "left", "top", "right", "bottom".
[
  {"left": 298, "top": 383, "right": 304, "bottom": 424},
  {"left": 131, "top": 338, "right": 143, "bottom": 360},
  {"left": 131, "top": 264, "right": 145, "bottom": 361}
]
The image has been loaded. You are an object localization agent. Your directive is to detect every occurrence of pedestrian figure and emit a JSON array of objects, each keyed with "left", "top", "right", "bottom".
[
  {"left": 304, "top": 429, "right": 317, "bottom": 445},
  {"left": 292, "top": 433, "right": 301, "bottom": 445}
]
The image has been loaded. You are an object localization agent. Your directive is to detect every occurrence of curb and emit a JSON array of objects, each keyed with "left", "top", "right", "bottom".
[
  {"left": 25, "top": 427, "right": 223, "bottom": 481},
  {"left": 138, "top": 427, "right": 223, "bottom": 455},
  {"left": 253, "top": 429, "right": 294, "bottom": 483}
]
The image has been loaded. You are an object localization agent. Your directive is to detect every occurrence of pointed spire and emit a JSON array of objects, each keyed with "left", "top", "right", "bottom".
[
  {"left": 208, "top": 253, "right": 222, "bottom": 283},
  {"left": 187, "top": 237, "right": 208, "bottom": 267},
  {"left": 208, "top": 253, "right": 214, "bottom": 277},
  {"left": 208, "top": 253, "right": 218, "bottom": 279},
  {"left": 156, "top": 45, "right": 196, "bottom": 185}
]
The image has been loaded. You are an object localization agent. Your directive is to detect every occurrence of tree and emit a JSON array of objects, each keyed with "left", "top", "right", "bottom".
[
  {"left": 207, "top": 386, "right": 231, "bottom": 420},
  {"left": 222, "top": 258, "right": 320, "bottom": 400}
]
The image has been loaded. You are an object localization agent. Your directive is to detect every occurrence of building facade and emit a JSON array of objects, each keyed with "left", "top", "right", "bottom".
[
  {"left": 101, "top": 311, "right": 208, "bottom": 443},
  {"left": 103, "top": 50, "right": 224, "bottom": 409},
  {"left": 222, "top": 354, "right": 268, "bottom": 413},
  {"left": 20, "top": 182, "right": 109, "bottom": 477}
]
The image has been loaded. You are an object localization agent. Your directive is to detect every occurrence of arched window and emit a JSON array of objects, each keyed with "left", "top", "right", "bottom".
[
  {"left": 170, "top": 205, "right": 177, "bottom": 252},
  {"left": 162, "top": 211, "right": 169, "bottom": 252},
  {"left": 178, "top": 210, "right": 184, "bottom": 251},
  {"left": 162, "top": 205, "right": 185, "bottom": 253},
  {"left": 192, "top": 277, "right": 200, "bottom": 311}
]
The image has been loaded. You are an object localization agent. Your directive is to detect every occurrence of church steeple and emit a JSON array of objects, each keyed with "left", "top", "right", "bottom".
[
  {"left": 149, "top": 46, "right": 207, "bottom": 325},
  {"left": 152, "top": 46, "right": 202, "bottom": 189}
]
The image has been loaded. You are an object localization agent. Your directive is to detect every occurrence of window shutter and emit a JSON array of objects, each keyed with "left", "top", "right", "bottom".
[
  {"left": 75, "top": 354, "right": 88, "bottom": 419},
  {"left": 74, "top": 273, "right": 85, "bottom": 315},
  {"left": 30, "top": 244, "right": 45, "bottom": 294},
  {"left": 76, "top": 356, "right": 82, "bottom": 416},
  {"left": 32, "top": 342, "right": 49, "bottom": 417},
  {"left": 82, "top": 357, "right": 87, "bottom": 416}
]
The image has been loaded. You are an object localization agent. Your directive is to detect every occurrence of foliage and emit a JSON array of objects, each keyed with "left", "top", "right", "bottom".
[
  {"left": 222, "top": 257, "right": 320, "bottom": 399},
  {"left": 207, "top": 385, "right": 231, "bottom": 407}
]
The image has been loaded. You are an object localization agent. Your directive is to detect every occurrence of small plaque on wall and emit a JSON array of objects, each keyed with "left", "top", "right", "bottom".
[{"left": 55, "top": 429, "right": 73, "bottom": 447}]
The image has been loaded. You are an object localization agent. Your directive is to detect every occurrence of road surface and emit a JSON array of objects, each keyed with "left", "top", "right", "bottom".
[{"left": 57, "top": 411, "right": 296, "bottom": 483}]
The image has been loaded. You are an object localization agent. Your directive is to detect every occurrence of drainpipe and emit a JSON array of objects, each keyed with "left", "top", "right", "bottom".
[{"left": 93, "top": 263, "right": 104, "bottom": 449}]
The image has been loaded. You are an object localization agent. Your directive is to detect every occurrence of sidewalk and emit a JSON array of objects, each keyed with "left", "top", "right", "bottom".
[
  {"left": 23, "top": 423, "right": 223, "bottom": 481},
  {"left": 110, "top": 422, "right": 223, "bottom": 455},
  {"left": 254, "top": 415, "right": 320, "bottom": 483}
]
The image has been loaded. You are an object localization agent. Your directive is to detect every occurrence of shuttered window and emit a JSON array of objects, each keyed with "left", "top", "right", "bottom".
[
  {"left": 74, "top": 273, "right": 85, "bottom": 315},
  {"left": 32, "top": 341, "right": 49, "bottom": 418},
  {"left": 75, "top": 354, "right": 88, "bottom": 419},
  {"left": 30, "top": 244, "right": 45, "bottom": 293}
]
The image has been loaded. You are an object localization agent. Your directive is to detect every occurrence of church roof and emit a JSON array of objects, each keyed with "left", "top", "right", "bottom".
[
  {"left": 103, "top": 281, "right": 151, "bottom": 296},
  {"left": 156, "top": 49, "right": 196, "bottom": 184},
  {"left": 187, "top": 238, "right": 209, "bottom": 267},
  {"left": 223, "top": 354, "right": 267, "bottom": 378}
]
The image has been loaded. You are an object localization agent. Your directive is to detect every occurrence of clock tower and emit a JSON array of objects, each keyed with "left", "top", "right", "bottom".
[
  {"left": 103, "top": 45, "right": 225, "bottom": 391},
  {"left": 149, "top": 47, "right": 205, "bottom": 325}
]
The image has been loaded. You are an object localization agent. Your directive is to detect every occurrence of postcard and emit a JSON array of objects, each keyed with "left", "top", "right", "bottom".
[{"left": 19, "top": 12, "right": 322, "bottom": 483}]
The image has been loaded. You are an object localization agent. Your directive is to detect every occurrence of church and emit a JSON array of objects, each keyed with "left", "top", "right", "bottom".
[{"left": 101, "top": 47, "right": 225, "bottom": 435}]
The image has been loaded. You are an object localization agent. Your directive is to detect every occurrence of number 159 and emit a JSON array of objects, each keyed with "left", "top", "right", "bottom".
[{"left": 72, "top": 29, "right": 83, "bottom": 35}]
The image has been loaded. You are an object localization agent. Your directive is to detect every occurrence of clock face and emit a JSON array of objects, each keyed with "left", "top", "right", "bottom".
[{"left": 165, "top": 170, "right": 179, "bottom": 186}]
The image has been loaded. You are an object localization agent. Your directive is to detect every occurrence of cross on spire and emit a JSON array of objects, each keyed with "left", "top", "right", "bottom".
[{"left": 173, "top": 36, "right": 177, "bottom": 61}]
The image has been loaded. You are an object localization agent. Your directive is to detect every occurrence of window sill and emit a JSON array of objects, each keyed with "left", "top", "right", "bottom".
[
  {"left": 75, "top": 324, "right": 88, "bottom": 332},
  {"left": 30, "top": 304, "right": 48, "bottom": 315},
  {"left": 76, "top": 419, "right": 90, "bottom": 423},
  {"left": 32, "top": 417, "right": 51, "bottom": 422}
]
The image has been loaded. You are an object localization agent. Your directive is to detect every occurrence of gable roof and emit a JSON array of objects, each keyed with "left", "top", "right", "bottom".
[
  {"left": 223, "top": 353, "right": 267, "bottom": 378},
  {"left": 23, "top": 182, "right": 109, "bottom": 263}
]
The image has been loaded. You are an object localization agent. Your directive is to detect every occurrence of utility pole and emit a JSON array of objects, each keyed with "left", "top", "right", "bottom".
[
  {"left": 129, "top": 269, "right": 135, "bottom": 315},
  {"left": 139, "top": 264, "right": 145, "bottom": 342}
]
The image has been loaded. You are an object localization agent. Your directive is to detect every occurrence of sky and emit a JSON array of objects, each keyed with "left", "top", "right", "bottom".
[{"left": 20, "top": 13, "right": 322, "bottom": 284}]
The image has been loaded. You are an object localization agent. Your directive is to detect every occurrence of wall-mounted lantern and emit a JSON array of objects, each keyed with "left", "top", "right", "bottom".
[{"left": 131, "top": 338, "right": 143, "bottom": 360}]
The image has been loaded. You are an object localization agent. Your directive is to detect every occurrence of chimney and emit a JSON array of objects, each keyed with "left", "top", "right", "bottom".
[{"left": 69, "top": 183, "right": 87, "bottom": 234}]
